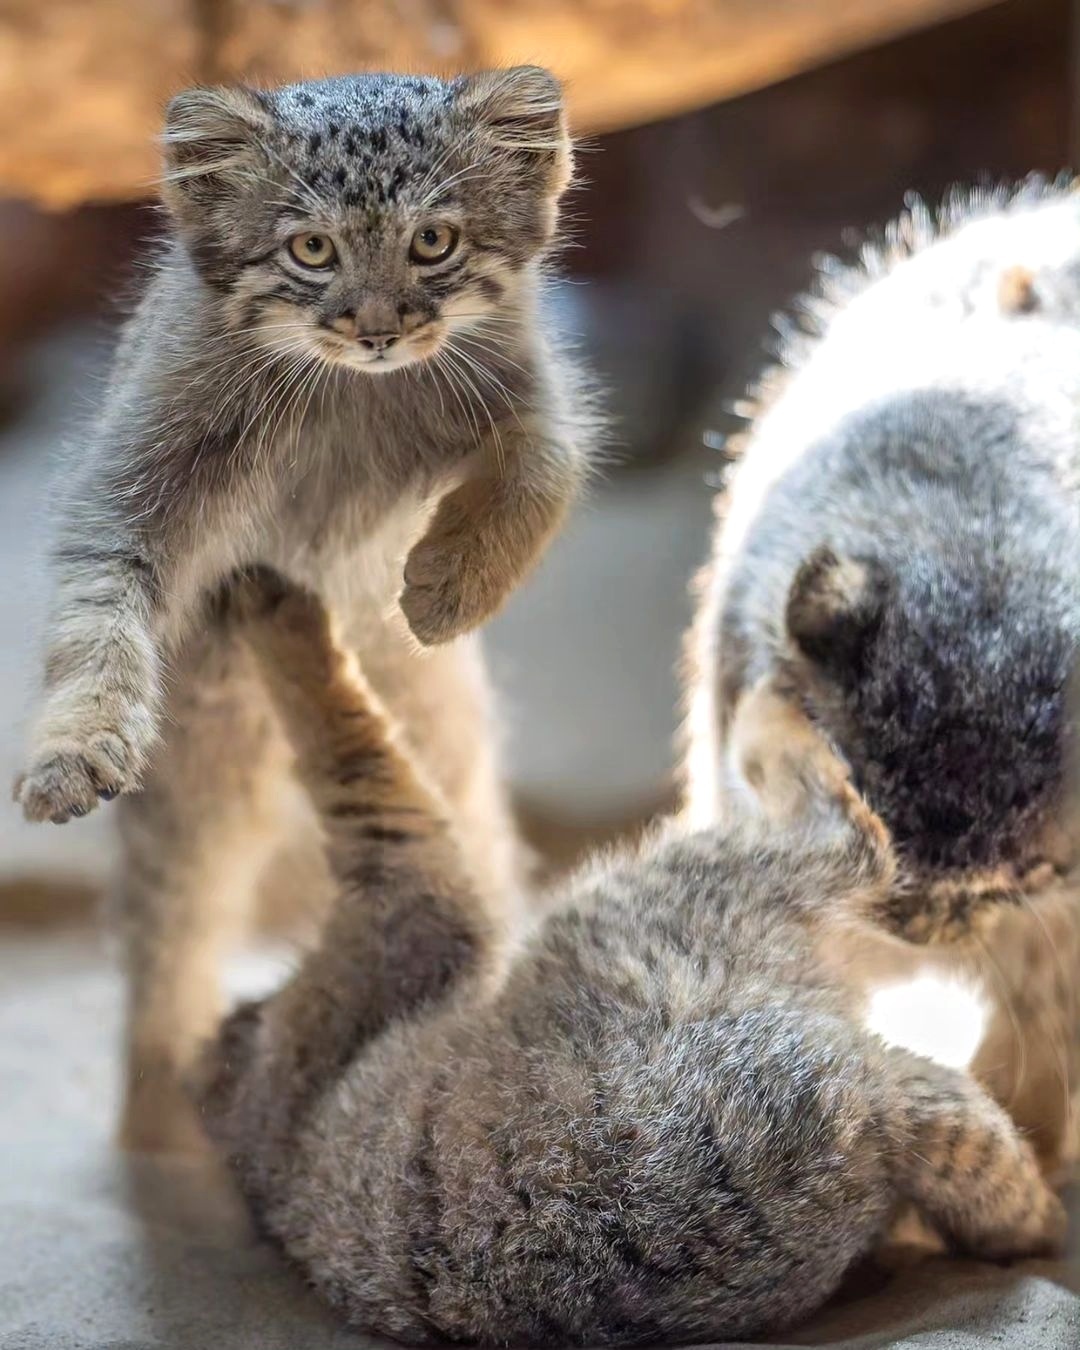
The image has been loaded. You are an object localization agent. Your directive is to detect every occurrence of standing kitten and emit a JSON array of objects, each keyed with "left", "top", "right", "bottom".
[
  {"left": 685, "top": 178, "right": 1080, "bottom": 1171},
  {"left": 195, "top": 568, "right": 1063, "bottom": 1348},
  {"left": 15, "top": 69, "right": 595, "bottom": 1149}
]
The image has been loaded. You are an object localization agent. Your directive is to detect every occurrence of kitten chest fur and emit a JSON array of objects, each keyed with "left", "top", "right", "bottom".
[{"left": 101, "top": 254, "right": 528, "bottom": 645}]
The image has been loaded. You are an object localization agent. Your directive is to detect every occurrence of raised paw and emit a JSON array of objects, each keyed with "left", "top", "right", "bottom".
[
  {"left": 217, "top": 567, "right": 346, "bottom": 694},
  {"left": 214, "top": 565, "right": 299, "bottom": 627},
  {"left": 730, "top": 675, "right": 891, "bottom": 863},
  {"left": 400, "top": 539, "right": 494, "bottom": 645},
  {"left": 16, "top": 732, "right": 139, "bottom": 823}
]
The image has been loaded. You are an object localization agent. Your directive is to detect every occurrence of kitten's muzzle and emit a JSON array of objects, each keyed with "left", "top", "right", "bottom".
[
  {"left": 328, "top": 306, "right": 405, "bottom": 353},
  {"left": 356, "top": 333, "right": 400, "bottom": 353}
]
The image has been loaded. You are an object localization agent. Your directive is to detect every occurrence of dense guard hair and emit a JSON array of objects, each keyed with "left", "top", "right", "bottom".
[
  {"left": 195, "top": 570, "right": 1064, "bottom": 1347},
  {"left": 17, "top": 69, "right": 597, "bottom": 1151},
  {"left": 684, "top": 181, "right": 1080, "bottom": 1172}
]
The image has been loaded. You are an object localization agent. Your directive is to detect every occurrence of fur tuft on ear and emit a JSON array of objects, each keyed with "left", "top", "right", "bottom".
[
  {"left": 455, "top": 66, "right": 571, "bottom": 194},
  {"left": 786, "top": 546, "right": 889, "bottom": 674},
  {"left": 161, "top": 85, "right": 273, "bottom": 219}
]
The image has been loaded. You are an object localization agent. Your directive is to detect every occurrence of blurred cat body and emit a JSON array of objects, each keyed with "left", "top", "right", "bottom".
[
  {"left": 685, "top": 179, "right": 1080, "bottom": 1171},
  {"left": 197, "top": 570, "right": 1064, "bottom": 1348},
  {"left": 16, "top": 69, "right": 595, "bottom": 1148}
]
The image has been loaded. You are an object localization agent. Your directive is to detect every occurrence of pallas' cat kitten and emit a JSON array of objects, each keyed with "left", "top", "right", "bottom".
[
  {"left": 197, "top": 568, "right": 1063, "bottom": 1348},
  {"left": 685, "top": 179, "right": 1080, "bottom": 1173},
  {"left": 15, "top": 68, "right": 595, "bottom": 1149}
]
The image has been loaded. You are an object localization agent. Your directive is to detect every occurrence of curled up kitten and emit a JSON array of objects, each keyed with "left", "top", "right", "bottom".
[
  {"left": 14, "top": 68, "right": 595, "bottom": 1150},
  {"left": 684, "top": 178, "right": 1080, "bottom": 1173},
  {"left": 195, "top": 568, "right": 1064, "bottom": 1348}
]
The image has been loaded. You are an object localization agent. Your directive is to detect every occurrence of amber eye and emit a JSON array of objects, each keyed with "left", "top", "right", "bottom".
[
  {"left": 288, "top": 233, "right": 337, "bottom": 268},
  {"left": 409, "top": 223, "right": 459, "bottom": 265}
]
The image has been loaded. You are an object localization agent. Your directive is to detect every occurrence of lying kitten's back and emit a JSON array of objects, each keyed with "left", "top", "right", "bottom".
[
  {"left": 198, "top": 572, "right": 1063, "bottom": 1347},
  {"left": 280, "top": 832, "right": 895, "bottom": 1344}
]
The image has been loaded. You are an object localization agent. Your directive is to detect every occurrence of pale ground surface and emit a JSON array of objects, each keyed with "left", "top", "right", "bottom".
[{"left": 1, "top": 335, "right": 1077, "bottom": 1349}]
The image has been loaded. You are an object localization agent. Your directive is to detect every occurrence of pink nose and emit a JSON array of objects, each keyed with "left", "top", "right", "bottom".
[{"left": 357, "top": 333, "right": 399, "bottom": 352}]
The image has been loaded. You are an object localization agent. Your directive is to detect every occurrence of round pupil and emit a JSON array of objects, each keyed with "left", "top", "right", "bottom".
[
  {"left": 422, "top": 230, "right": 439, "bottom": 247},
  {"left": 306, "top": 237, "right": 323, "bottom": 254}
]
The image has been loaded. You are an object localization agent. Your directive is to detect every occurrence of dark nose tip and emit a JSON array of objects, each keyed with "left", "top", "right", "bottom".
[{"left": 357, "top": 333, "right": 400, "bottom": 352}]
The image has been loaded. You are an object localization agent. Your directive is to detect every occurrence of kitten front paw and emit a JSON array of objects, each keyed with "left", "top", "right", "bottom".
[
  {"left": 400, "top": 540, "right": 495, "bottom": 645},
  {"left": 16, "top": 732, "right": 142, "bottom": 824}
]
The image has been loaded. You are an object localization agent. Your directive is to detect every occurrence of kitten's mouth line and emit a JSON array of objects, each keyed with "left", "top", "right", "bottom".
[
  {"left": 315, "top": 332, "right": 446, "bottom": 374},
  {"left": 327, "top": 346, "right": 421, "bottom": 374}
]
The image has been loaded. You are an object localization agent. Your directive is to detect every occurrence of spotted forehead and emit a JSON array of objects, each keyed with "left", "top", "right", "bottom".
[{"left": 268, "top": 74, "right": 459, "bottom": 213}]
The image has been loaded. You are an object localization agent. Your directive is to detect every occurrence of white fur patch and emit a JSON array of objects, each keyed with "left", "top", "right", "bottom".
[{"left": 866, "top": 972, "right": 989, "bottom": 1070}]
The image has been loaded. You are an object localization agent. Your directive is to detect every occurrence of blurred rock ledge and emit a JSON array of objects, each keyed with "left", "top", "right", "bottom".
[{"left": 0, "top": 0, "right": 993, "bottom": 206}]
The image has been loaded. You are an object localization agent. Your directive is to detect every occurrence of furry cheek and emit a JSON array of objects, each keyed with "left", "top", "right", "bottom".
[
  {"left": 440, "top": 265, "right": 514, "bottom": 333},
  {"left": 227, "top": 287, "right": 326, "bottom": 361}
]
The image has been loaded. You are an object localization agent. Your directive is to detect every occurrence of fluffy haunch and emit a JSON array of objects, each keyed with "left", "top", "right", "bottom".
[{"left": 196, "top": 570, "right": 1064, "bottom": 1347}]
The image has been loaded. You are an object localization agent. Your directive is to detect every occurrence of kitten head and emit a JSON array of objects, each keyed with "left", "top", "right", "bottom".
[
  {"left": 721, "top": 545, "right": 1077, "bottom": 944},
  {"left": 161, "top": 69, "right": 571, "bottom": 373},
  {"left": 777, "top": 545, "right": 1076, "bottom": 911}
]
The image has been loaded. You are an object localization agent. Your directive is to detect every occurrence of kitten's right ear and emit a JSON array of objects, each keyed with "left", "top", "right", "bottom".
[
  {"left": 786, "top": 546, "right": 890, "bottom": 677},
  {"left": 161, "top": 86, "right": 273, "bottom": 219},
  {"left": 454, "top": 66, "right": 572, "bottom": 196}
]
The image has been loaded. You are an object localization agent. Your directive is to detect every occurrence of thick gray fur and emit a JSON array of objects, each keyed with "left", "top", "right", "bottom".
[
  {"left": 17, "top": 65, "right": 596, "bottom": 824},
  {"left": 14, "top": 67, "right": 597, "bottom": 1152},
  {"left": 686, "top": 177, "right": 1080, "bottom": 1170},
  {"left": 196, "top": 570, "right": 1063, "bottom": 1348}
]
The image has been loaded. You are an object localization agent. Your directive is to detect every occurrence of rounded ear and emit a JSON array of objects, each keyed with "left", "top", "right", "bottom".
[
  {"left": 785, "top": 546, "right": 890, "bottom": 676},
  {"left": 161, "top": 85, "right": 274, "bottom": 221},
  {"left": 453, "top": 66, "right": 571, "bottom": 195}
]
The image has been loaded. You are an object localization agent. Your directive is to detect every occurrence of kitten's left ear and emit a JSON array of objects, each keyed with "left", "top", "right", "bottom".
[
  {"left": 455, "top": 66, "right": 572, "bottom": 195},
  {"left": 786, "top": 546, "right": 890, "bottom": 681},
  {"left": 161, "top": 85, "right": 275, "bottom": 223}
]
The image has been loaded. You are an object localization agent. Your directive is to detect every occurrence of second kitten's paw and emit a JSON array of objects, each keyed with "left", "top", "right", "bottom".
[
  {"left": 16, "top": 733, "right": 141, "bottom": 824},
  {"left": 214, "top": 564, "right": 296, "bottom": 627}
]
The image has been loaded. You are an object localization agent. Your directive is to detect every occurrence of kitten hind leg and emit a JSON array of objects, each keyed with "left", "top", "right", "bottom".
[
  {"left": 118, "top": 628, "right": 289, "bottom": 1153},
  {"left": 356, "top": 622, "right": 528, "bottom": 924},
  {"left": 884, "top": 1047, "right": 1067, "bottom": 1260},
  {"left": 196, "top": 568, "right": 498, "bottom": 1159}
]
